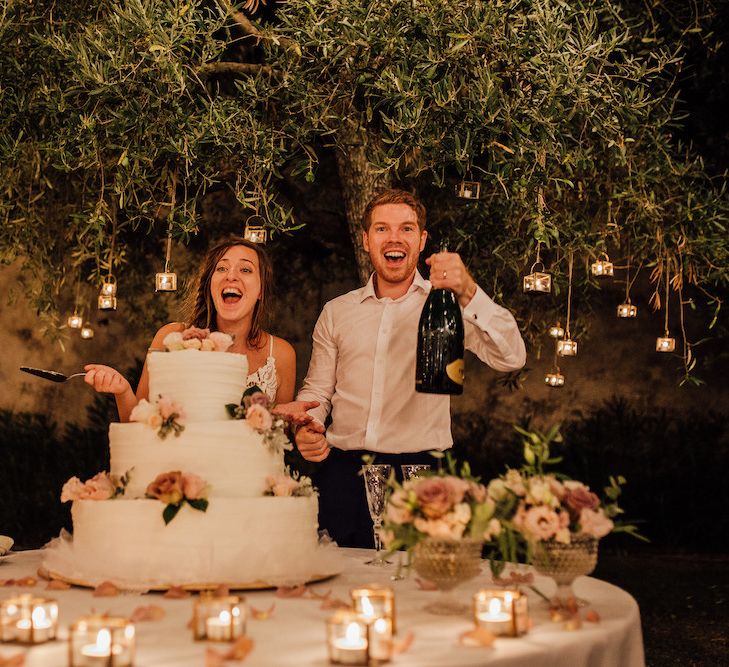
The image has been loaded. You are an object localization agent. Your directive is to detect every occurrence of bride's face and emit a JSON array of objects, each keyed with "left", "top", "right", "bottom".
[{"left": 210, "top": 245, "right": 262, "bottom": 324}]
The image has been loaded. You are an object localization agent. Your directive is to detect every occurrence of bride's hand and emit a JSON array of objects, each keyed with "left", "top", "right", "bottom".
[
  {"left": 84, "top": 364, "right": 133, "bottom": 396},
  {"left": 272, "top": 400, "right": 320, "bottom": 426}
]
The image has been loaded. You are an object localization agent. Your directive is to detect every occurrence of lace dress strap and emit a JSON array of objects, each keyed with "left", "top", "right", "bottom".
[{"left": 245, "top": 335, "right": 278, "bottom": 402}]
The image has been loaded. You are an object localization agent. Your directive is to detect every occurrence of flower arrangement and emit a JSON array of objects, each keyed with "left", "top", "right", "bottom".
[
  {"left": 163, "top": 327, "right": 233, "bottom": 352},
  {"left": 486, "top": 425, "right": 645, "bottom": 567},
  {"left": 263, "top": 470, "right": 315, "bottom": 497},
  {"left": 145, "top": 470, "right": 209, "bottom": 525},
  {"left": 61, "top": 470, "right": 131, "bottom": 502},
  {"left": 380, "top": 456, "right": 500, "bottom": 553},
  {"left": 226, "top": 386, "right": 292, "bottom": 457},
  {"left": 130, "top": 395, "right": 185, "bottom": 439}
]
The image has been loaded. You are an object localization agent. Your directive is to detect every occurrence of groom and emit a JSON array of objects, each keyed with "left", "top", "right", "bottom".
[{"left": 295, "top": 188, "right": 526, "bottom": 548}]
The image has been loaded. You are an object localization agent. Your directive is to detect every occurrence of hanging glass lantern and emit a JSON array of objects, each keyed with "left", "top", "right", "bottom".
[
  {"left": 548, "top": 322, "right": 564, "bottom": 339},
  {"left": 244, "top": 215, "right": 267, "bottom": 244},
  {"left": 617, "top": 302, "right": 637, "bottom": 318},
  {"left": 67, "top": 311, "right": 83, "bottom": 329},
  {"left": 591, "top": 252, "right": 614, "bottom": 277},
  {"left": 455, "top": 180, "right": 481, "bottom": 200},
  {"left": 155, "top": 272, "right": 177, "bottom": 292},
  {"left": 556, "top": 338, "right": 578, "bottom": 357},
  {"left": 544, "top": 370, "right": 565, "bottom": 387},
  {"left": 80, "top": 323, "right": 95, "bottom": 340},
  {"left": 522, "top": 263, "right": 552, "bottom": 295},
  {"left": 98, "top": 276, "right": 117, "bottom": 311},
  {"left": 656, "top": 335, "right": 675, "bottom": 353}
]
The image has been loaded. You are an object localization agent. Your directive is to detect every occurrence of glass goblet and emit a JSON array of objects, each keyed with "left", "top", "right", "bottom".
[
  {"left": 401, "top": 464, "right": 431, "bottom": 481},
  {"left": 361, "top": 464, "right": 392, "bottom": 566}
]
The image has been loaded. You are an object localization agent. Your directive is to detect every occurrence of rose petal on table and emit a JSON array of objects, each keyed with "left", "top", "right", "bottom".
[
  {"left": 250, "top": 603, "right": 275, "bottom": 620},
  {"left": 46, "top": 579, "right": 71, "bottom": 590},
  {"left": 131, "top": 605, "right": 166, "bottom": 622},
  {"left": 565, "top": 597, "right": 579, "bottom": 615},
  {"left": 224, "top": 636, "right": 254, "bottom": 660},
  {"left": 205, "top": 649, "right": 225, "bottom": 667},
  {"left": 276, "top": 585, "right": 307, "bottom": 598},
  {"left": 459, "top": 627, "right": 496, "bottom": 647},
  {"left": 11, "top": 577, "right": 37, "bottom": 587},
  {"left": 93, "top": 580, "right": 120, "bottom": 597},
  {"left": 0, "top": 652, "right": 25, "bottom": 666},
  {"left": 36, "top": 566, "right": 51, "bottom": 581},
  {"left": 306, "top": 588, "right": 331, "bottom": 600},
  {"left": 391, "top": 631, "right": 415, "bottom": 655},
  {"left": 164, "top": 586, "right": 191, "bottom": 599},
  {"left": 319, "top": 596, "right": 350, "bottom": 610},
  {"left": 584, "top": 609, "right": 601, "bottom": 623},
  {"left": 415, "top": 577, "right": 438, "bottom": 591},
  {"left": 564, "top": 615, "right": 583, "bottom": 631},
  {"left": 493, "top": 571, "right": 534, "bottom": 586}
]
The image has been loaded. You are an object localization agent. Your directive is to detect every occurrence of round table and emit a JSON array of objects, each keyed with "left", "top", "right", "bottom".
[{"left": 0, "top": 548, "right": 644, "bottom": 666}]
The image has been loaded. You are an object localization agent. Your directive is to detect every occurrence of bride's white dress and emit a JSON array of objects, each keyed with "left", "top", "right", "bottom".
[{"left": 245, "top": 335, "right": 278, "bottom": 402}]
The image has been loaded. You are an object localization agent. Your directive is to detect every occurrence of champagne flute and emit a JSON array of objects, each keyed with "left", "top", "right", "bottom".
[
  {"left": 401, "top": 464, "right": 431, "bottom": 481},
  {"left": 361, "top": 464, "right": 392, "bottom": 566}
]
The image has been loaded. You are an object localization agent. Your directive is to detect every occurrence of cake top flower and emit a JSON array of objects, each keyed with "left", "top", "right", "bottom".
[{"left": 163, "top": 328, "right": 233, "bottom": 352}]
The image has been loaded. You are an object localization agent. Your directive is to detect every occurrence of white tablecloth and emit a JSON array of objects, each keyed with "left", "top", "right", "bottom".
[{"left": 1, "top": 548, "right": 644, "bottom": 666}]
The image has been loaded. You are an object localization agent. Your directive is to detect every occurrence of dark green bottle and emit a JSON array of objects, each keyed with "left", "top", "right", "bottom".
[{"left": 415, "top": 263, "right": 465, "bottom": 395}]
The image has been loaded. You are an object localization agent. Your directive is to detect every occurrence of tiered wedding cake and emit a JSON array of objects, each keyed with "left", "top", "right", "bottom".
[{"left": 43, "top": 341, "right": 340, "bottom": 590}]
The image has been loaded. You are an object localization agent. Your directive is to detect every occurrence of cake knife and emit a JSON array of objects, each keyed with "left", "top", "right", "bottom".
[{"left": 19, "top": 366, "right": 86, "bottom": 383}]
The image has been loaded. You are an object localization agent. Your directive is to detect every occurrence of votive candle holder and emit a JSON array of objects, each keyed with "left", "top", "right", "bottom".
[
  {"left": 326, "top": 610, "right": 369, "bottom": 665},
  {"left": 0, "top": 594, "right": 58, "bottom": 644},
  {"left": 473, "top": 589, "right": 529, "bottom": 637},
  {"left": 68, "top": 615, "right": 135, "bottom": 666},
  {"left": 192, "top": 593, "right": 246, "bottom": 642}
]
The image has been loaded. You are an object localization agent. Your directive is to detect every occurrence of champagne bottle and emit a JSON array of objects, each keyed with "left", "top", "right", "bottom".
[{"left": 415, "top": 251, "right": 465, "bottom": 395}]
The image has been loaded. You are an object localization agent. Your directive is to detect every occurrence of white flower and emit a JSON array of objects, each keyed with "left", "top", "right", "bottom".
[
  {"left": 200, "top": 338, "right": 216, "bottom": 351},
  {"left": 451, "top": 502, "right": 472, "bottom": 526},
  {"left": 504, "top": 469, "right": 526, "bottom": 496},
  {"left": 527, "top": 478, "right": 557, "bottom": 507},
  {"left": 182, "top": 337, "right": 202, "bottom": 349},
  {"left": 130, "top": 399, "right": 157, "bottom": 424},
  {"left": 162, "top": 331, "right": 185, "bottom": 351},
  {"left": 487, "top": 478, "right": 508, "bottom": 501}
]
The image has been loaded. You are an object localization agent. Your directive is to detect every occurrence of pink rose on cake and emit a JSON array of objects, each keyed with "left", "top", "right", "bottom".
[
  {"left": 61, "top": 472, "right": 122, "bottom": 502},
  {"left": 146, "top": 470, "right": 210, "bottom": 525},
  {"left": 263, "top": 471, "right": 315, "bottom": 498},
  {"left": 246, "top": 404, "right": 273, "bottom": 431},
  {"left": 162, "top": 327, "right": 233, "bottom": 352},
  {"left": 130, "top": 396, "right": 185, "bottom": 440},
  {"left": 208, "top": 331, "right": 234, "bottom": 352}
]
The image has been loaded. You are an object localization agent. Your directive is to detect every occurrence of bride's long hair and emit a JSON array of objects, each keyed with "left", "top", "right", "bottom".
[{"left": 184, "top": 237, "right": 273, "bottom": 349}]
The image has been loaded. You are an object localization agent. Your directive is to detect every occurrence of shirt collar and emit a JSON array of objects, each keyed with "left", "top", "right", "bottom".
[{"left": 359, "top": 270, "right": 428, "bottom": 303}]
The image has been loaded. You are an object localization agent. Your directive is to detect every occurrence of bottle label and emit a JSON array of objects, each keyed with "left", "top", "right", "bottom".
[{"left": 445, "top": 358, "right": 465, "bottom": 385}]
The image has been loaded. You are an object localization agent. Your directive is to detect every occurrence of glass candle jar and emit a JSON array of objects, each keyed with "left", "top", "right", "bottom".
[
  {"left": 192, "top": 594, "right": 246, "bottom": 641},
  {"left": 350, "top": 585, "right": 396, "bottom": 634},
  {"left": 0, "top": 595, "right": 58, "bottom": 644},
  {"left": 326, "top": 610, "right": 369, "bottom": 665},
  {"left": 68, "top": 615, "right": 135, "bottom": 666},
  {"left": 473, "top": 589, "right": 529, "bottom": 637},
  {"left": 155, "top": 272, "right": 177, "bottom": 292}
]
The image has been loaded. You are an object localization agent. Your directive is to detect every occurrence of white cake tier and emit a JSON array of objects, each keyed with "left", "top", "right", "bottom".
[
  {"left": 109, "top": 421, "right": 282, "bottom": 498},
  {"left": 147, "top": 349, "right": 248, "bottom": 422},
  {"left": 43, "top": 496, "right": 340, "bottom": 589}
]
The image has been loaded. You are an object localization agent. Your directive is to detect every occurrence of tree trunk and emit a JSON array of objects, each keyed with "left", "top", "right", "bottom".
[{"left": 334, "top": 122, "right": 392, "bottom": 285}]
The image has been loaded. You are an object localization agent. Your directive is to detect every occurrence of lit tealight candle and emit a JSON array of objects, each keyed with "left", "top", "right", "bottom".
[
  {"left": 477, "top": 597, "right": 511, "bottom": 633},
  {"left": 473, "top": 589, "right": 529, "bottom": 637},
  {"left": 332, "top": 622, "right": 368, "bottom": 665},
  {"left": 205, "top": 609, "right": 243, "bottom": 642},
  {"left": 80, "top": 628, "right": 119, "bottom": 665},
  {"left": 16, "top": 606, "right": 53, "bottom": 643}
]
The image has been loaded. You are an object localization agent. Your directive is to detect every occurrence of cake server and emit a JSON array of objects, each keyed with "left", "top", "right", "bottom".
[{"left": 19, "top": 366, "right": 86, "bottom": 383}]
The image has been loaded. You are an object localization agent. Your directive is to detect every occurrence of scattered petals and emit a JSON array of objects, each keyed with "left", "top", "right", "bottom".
[
  {"left": 493, "top": 571, "right": 534, "bottom": 586},
  {"left": 206, "top": 637, "right": 255, "bottom": 665},
  {"left": 319, "top": 596, "right": 350, "bottom": 610},
  {"left": 130, "top": 605, "right": 166, "bottom": 622},
  {"left": 306, "top": 588, "right": 331, "bottom": 600},
  {"left": 94, "top": 581, "right": 120, "bottom": 597},
  {"left": 3, "top": 576, "right": 37, "bottom": 588},
  {"left": 584, "top": 609, "right": 601, "bottom": 623},
  {"left": 36, "top": 567, "right": 50, "bottom": 581},
  {"left": 250, "top": 603, "right": 275, "bottom": 620},
  {"left": 459, "top": 627, "right": 496, "bottom": 647},
  {"left": 415, "top": 577, "right": 438, "bottom": 591},
  {"left": 164, "top": 586, "right": 191, "bottom": 599},
  {"left": 46, "top": 579, "right": 71, "bottom": 590},
  {"left": 391, "top": 631, "right": 415, "bottom": 655},
  {"left": 276, "top": 585, "right": 307, "bottom": 598}
]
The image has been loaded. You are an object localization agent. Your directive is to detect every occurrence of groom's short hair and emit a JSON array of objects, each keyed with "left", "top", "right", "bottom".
[{"left": 361, "top": 189, "right": 426, "bottom": 232}]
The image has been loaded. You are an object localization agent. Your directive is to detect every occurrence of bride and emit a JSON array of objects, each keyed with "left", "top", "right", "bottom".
[{"left": 84, "top": 237, "right": 316, "bottom": 423}]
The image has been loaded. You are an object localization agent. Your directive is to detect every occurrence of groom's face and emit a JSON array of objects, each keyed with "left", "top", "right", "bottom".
[{"left": 363, "top": 203, "right": 427, "bottom": 287}]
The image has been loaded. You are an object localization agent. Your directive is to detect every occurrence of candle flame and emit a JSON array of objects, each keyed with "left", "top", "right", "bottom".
[
  {"left": 31, "top": 607, "right": 47, "bottom": 624},
  {"left": 219, "top": 610, "right": 231, "bottom": 623},
  {"left": 488, "top": 598, "right": 501, "bottom": 615},
  {"left": 345, "top": 622, "right": 362, "bottom": 643},
  {"left": 374, "top": 618, "right": 387, "bottom": 633},
  {"left": 96, "top": 628, "right": 112, "bottom": 651},
  {"left": 504, "top": 592, "right": 512, "bottom": 605},
  {"left": 361, "top": 596, "right": 374, "bottom": 618}
]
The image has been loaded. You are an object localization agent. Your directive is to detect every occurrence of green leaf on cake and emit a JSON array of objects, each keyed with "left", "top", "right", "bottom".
[
  {"left": 187, "top": 498, "right": 209, "bottom": 513},
  {"left": 242, "top": 385, "right": 263, "bottom": 399},
  {"left": 162, "top": 503, "right": 182, "bottom": 525}
]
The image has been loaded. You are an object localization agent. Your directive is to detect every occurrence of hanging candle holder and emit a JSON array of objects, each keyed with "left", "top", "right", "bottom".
[
  {"left": 656, "top": 259, "right": 675, "bottom": 353},
  {"left": 556, "top": 252, "right": 577, "bottom": 356},
  {"left": 617, "top": 301, "right": 637, "bottom": 318},
  {"left": 544, "top": 369, "right": 565, "bottom": 387},
  {"left": 244, "top": 215, "right": 267, "bottom": 244},
  {"left": 98, "top": 275, "right": 117, "bottom": 311},
  {"left": 155, "top": 232, "right": 178, "bottom": 292},
  {"left": 67, "top": 310, "right": 83, "bottom": 329},
  {"left": 591, "top": 252, "right": 614, "bottom": 277},
  {"left": 522, "top": 262, "right": 552, "bottom": 295},
  {"left": 80, "top": 322, "right": 95, "bottom": 340},
  {"left": 455, "top": 180, "right": 481, "bottom": 200},
  {"left": 548, "top": 322, "right": 564, "bottom": 339}
]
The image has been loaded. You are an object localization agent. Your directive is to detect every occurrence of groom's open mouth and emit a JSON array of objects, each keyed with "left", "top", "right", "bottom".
[
  {"left": 383, "top": 249, "right": 406, "bottom": 266},
  {"left": 221, "top": 287, "right": 243, "bottom": 304}
]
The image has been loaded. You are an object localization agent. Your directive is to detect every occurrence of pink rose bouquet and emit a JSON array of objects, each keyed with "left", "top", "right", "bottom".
[
  {"left": 487, "top": 425, "right": 645, "bottom": 566},
  {"left": 146, "top": 470, "right": 209, "bottom": 525},
  {"left": 381, "top": 457, "right": 501, "bottom": 555},
  {"left": 226, "top": 386, "right": 293, "bottom": 457},
  {"left": 263, "top": 471, "right": 315, "bottom": 498}
]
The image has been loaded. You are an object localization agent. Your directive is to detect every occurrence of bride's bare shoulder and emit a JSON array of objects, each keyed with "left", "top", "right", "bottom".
[{"left": 149, "top": 322, "right": 186, "bottom": 350}]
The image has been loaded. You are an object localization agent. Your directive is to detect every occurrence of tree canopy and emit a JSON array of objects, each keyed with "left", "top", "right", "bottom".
[{"left": 1, "top": 0, "right": 727, "bottom": 381}]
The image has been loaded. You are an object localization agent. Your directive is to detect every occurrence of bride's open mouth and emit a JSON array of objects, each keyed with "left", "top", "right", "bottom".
[{"left": 221, "top": 287, "right": 243, "bottom": 304}]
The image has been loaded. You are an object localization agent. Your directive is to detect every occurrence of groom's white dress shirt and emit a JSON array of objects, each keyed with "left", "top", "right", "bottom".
[{"left": 297, "top": 271, "right": 526, "bottom": 454}]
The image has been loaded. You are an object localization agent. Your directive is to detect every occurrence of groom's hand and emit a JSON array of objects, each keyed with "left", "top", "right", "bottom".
[{"left": 295, "top": 421, "right": 330, "bottom": 462}]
